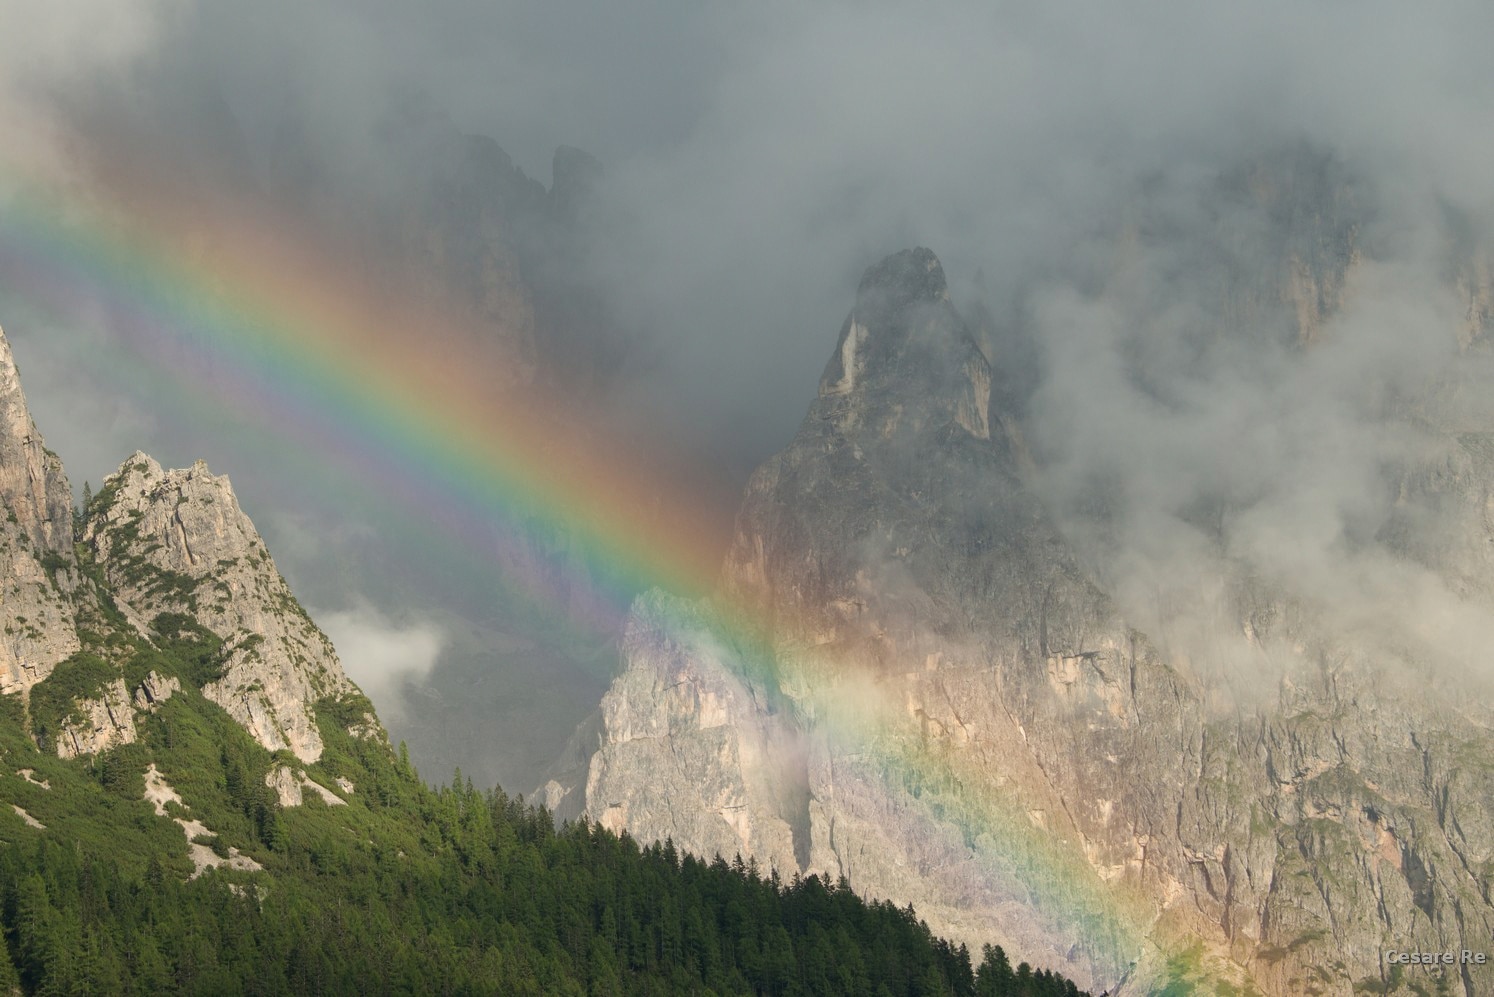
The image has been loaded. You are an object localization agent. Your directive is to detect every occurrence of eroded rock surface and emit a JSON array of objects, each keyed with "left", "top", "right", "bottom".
[
  {"left": 84, "top": 454, "right": 357, "bottom": 761},
  {"left": 55, "top": 678, "right": 137, "bottom": 759},
  {"left": 0, "top": 328, "right": 81, "bottom": 694},
  {"left": 0, "top": 325, "right": 378, "bottom": 767},
  {"left": 265, "top": 764, "right": 346, "bottom": 807}
]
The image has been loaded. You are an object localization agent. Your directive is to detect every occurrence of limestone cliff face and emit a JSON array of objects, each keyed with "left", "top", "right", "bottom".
[
  {"left": 0, "top": 328, "right": 81, "bottom": 694},
  {"left": 546, "top": 591, "right": 807, "bottom": 873},
  {"left": 53, "top": 671, "right": 184, "bottom": 760},
  {"left": 553, "top": 243, "right": 1494, "bottom": 996},
  {"left": 0, "top": 333, "right": 75, "bottom": 556},
  {"left": 83, "top": 454, "right": 357, "bottom": 762},
  {"left": 1, "top": 323, "right": 369, "bottom": 765},
  {"left": 54, "top": 678, "right": 137, "bottom": 760}
]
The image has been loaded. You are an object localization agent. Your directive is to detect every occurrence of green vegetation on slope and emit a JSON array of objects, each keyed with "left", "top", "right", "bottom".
[
  {"left": 26, "top": 652, "right": 115, "bottom": 747},
  {"left": 0, "top": 626, "right": 1090, "bottom": 996}
]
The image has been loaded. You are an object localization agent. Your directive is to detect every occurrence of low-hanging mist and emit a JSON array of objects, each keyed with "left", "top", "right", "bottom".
[{"left": 1022, "top": 157, "right": 1494, "bottom": 690}]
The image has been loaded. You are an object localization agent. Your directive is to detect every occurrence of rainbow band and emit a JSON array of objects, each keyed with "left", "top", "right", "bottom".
[{"left": 0, "top": 175, "right": 1219, "bottom": 991}]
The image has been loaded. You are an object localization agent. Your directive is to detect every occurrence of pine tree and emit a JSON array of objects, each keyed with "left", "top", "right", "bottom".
[
  {"left": 977, "top": 943, "right": 1017, "bottom": 996},
  {"left": 74, "top": 481, "right": 92, "bottom": 539},
  {"left": 0, "top": 937, "right": 21, "bottom": 997}
]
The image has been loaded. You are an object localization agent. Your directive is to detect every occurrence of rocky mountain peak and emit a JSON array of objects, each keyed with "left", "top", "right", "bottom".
[
  {"left": 84, "top": 451, "right": 362, "bottom": 762},
  {"left": 0, "top": 323, "right": 377, "bottom": 776},
  {"left": 854, "top": 245, "right": 949, "bottom": 313},
  {"left": 0, "top": 326, "right": 81, "bottom": 695},
  {"left": 817, "top": 248, "right": 990, "bottom": 440},
  {"left": 556, "top": 238, "right": 1494, "bottom": 994}
]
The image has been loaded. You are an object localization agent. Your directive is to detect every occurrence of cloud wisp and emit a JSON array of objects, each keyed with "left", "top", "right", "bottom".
[{"left": 314, "top": 604, "right": 446, "bottom": 725}]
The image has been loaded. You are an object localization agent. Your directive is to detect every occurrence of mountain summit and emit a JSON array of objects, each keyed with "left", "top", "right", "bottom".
[
  {"left": 81, "top": 453, "right": 359, "bottom": 761},
  {"left": 0, "top": 330, "right": 84, "bottom": 695},
  {"left": 0, "top": 333, "right": 73, "bottom": 556},
  {"left": 0, "top": 324, "right": 374, "bottom": 765},
  {"left": 817, "top": 247, "right": 989, "bottom": 440}
]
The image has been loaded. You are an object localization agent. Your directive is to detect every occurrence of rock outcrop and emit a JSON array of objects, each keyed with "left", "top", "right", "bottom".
[
  {"left": 0, "top": 322, "right": 373, "bottom": 765},
  {"left": 132, "top": 670, "right": 180, "bottom": 712},
  {"left": 264, "top": 764, "right": 347, "bottom": 808},
  {"left": 0, "top": 330, "right": 77, "bottom": 555},
  {"left": 553, "top": 591, "right": 806, "bottom": 872},
  {"left": 54, "top": 678, "right": 137, "bottom": 760},
  {"left": 550, "top": 243, "right": 1494, "bottom": 996},
  {"left": 83, "top": 453, "right": 357, "bottom": 762},
  {"left": 0, "top": 328, "right": 81, "bottom": 694}
]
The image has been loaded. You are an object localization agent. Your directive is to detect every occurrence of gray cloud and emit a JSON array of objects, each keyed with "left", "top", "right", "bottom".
[
  {"left": 0, "top": 0, "right": 176, "bottom": 184},
  {"left": 4, "top": 0, "right": 1494, "bottom": 760},
  {"left": 21, "top": 1, "right": 1494, "bottom": 461}
]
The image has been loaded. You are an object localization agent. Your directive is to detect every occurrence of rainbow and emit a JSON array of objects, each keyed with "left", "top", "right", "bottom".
[
  {"left": 0, "top": 166, "right": 1217, "bottom": 991},
  {"left": 0, "top": 172, "right": 732, "bottom": 640}
]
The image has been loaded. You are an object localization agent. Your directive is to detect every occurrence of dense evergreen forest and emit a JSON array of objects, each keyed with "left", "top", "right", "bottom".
[
  {"left": 0, "top": 537, "right": 1093, "bottom": 995},
  {"left": 0, "top": 706, "right": 1092, "bottom": 994}
]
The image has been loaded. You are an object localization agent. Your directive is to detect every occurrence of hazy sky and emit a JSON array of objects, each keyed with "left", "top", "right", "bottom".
[
  {"left": 3, "top": 0, "right": 1494, "bottom": 781},
  {"left": 7, "top": 1, "right": 1493, "bottom": 471},
  {"left": 10, "top": 1, "right": 1487, "bottom": 472}
]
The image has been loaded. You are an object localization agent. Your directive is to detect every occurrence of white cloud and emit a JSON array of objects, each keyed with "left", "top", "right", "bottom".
[{"left": 315, "top": 603, "right": 445, "bottom": 722}]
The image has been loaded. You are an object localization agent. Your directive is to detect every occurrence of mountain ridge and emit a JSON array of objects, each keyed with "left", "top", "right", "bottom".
[{"left": 0, "top": 324, "right": 368, "bottom": 768}]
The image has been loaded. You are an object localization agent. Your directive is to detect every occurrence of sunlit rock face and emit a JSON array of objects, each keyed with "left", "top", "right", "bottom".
[
  {"left": 84, "top": 454, "right": 358, "bottom": 762},
  {"left": 0, "top": 323, "right": 373, "bottom": 765},
  {"left": 53, "top": 671, "right": 184, "bottom": 760},
  {"left": 558, "top": 591, "right": 806, "bottom": 873},
  {"left": 0, "top": 327, "right": 81, "bottom": 694},
  {"left": 551, "top": 202, "right": 1494, "bottom": 996},
  {"left": 53, "top": 678, "right": 136, "bottom": 759}
]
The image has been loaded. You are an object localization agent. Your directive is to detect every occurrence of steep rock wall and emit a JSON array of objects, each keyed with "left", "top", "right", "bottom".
[
  {"left": 552, "top": 244, "right": 1494, "bottom": 996},
  {"left": 84, "top": 454, "right": 357, "bottom": 761}
]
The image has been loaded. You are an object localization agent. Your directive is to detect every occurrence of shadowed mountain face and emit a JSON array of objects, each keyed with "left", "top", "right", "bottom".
[{"left": 546, "top": 163, "right": 1494, "bottom": 994}]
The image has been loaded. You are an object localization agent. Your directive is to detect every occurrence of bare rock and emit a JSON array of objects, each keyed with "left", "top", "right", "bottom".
[
  {"left": 85, "top": 453, "right": 364, "bottom": 761},
  {"left": 265, "top": 764, "right": 347, "bottom": 808},
  {"left": 55, "top": 678, "right": 137, "bottom": 759},
  {"left": 0, "top": 327, "right": 81, "bottom": 694},
  {"left": 579, "top": 592, "right": 804, "bottom": 872},
  {"left": 132, "top": 670, "right": 181, "bottom": 712},
  {"left": 11, "top": 805, "right": 44, "bottom": 830},
  {"left": 0, "top": 329, "right": 76, "bottom": 555}
]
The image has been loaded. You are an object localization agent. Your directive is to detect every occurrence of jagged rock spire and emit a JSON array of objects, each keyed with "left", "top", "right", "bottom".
[
  {"left": 0, "top": 326, "right": 81, "bottom": 693},
  {"left": 817, "top": 247, "right": 990, "bottom": 438},
  {"left": 84, "top": 453, "right": 364, "bottom": 762},
  {"left": 0, "top": 327, "right": 75, "bottom": 554}
]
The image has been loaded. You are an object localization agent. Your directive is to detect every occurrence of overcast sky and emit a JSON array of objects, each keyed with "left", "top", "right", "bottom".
[
  {"left": 7, "top": 1, "right": 1487, "bottom": 473},
  {"left": 3, "top": 0, "right": 1494, "bottom": 780},
  {"left": 5, "top": 1, "right": 1492, "bottom": 468}
]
